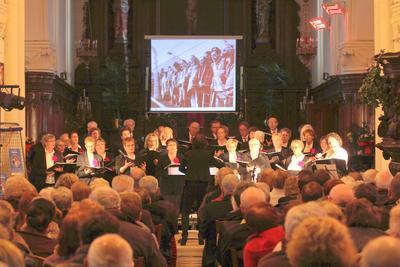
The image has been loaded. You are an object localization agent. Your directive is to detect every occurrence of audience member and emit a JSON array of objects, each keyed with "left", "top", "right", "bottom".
[
  {"left": 313, "top": 169, "right": 330, "bottom": 186},
  {"left": 17, "top": 198, "right": 57, "bottom": 257},
  {"left": 51, "top": 186, "right": 73, "bottom": 217},
  {"left": 258, "top": 201, "right": 326, "bottom": 267},
  {"left": 287, "top": 216, "right": 357, "bottom": 267},
  {"left": 0, "top": 239, "right": 25, "bottom": 267},
  {"left": 362, "top": 169, "right": 378, "bottom": 184},
  {"left": 55, "top": 173, "right": 79, "bottom": 189},
  {"left": 112, "top": 174, "right": 134, "bottom": 193},
  {"left": 301, "top": 181, "right": 323, "bottom": 202},
  {"left": 360, "top": 236, "right": 400, "bottom": 267},
  {"left": 87, "top": 234, "right": 134, "bottom": 267},
  {"left": 270, "top": 170, "right": 287, "bottom": 206},
  {"left": 388, "top": 203, "right": 400, "bottom": 238},
  {"left": 243, "top": 203, "right": 284, "bottom": 267},
  {"left": 355, "top": 183, "right": 377, "bottom": 204},
  {"left": 345, "top": 199, "right": 386, "bottom": 251},
  {"left": 71, "top": 181, "right": 91, "bottom": 201},
  {"left": 375, "top": 170, "right": 393, "bottom": 206},
  {"left": 329, "top": 184, "right": 355, "bottom": 207}
]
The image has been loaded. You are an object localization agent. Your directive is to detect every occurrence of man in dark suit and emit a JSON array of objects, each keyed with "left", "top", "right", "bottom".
[
  {"left": 76, "top": 136, "right": 104, "bottom": 180},
  {"left": 265, "top": 116, "right": 279, "bottom": 146},
  {"left": 216, "top": 187, "right": 268, "bottom": 267},
  {"left": 199, "top": 174, "right": 238, "bottom": 267},
  {"left": 208, "top": 119, "right": 221, "bottom": 140},
  {"left": 178, "top": 120, "right": 201, "bottom": 143},
  {"left": 235, "top": 121, "right": 250, "bottom": 152},
  {"left": 29, "top": 133, "right": 64, "bottom": 191}
]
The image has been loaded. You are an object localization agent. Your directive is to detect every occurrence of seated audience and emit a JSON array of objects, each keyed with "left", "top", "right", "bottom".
[
  {"left": 362, "top": 169, "right": 378, "bottom": 184},
  {"left": 87, "top": 234, "right": 134, "bottom": 267},
  {"left": 112, "top": 174, "right": 134, "bottom": 193},
  {"left": 54, "top": 172, "right": 79, "bottom": 189},
  {"left": 243, "top": 203, "right": 284, "bottom": 267},
  {"left": 51, "top": 186, "right": 73, "bottom": 217},
  {"left": 0, "top": 239, "right": 25, "bottom": 267},
  {"left": 355, "top": 183, "right": 377, "bottom": 204},
  {"left": 3, "top": 175, "right": 37, "bottom": 210},
  {"left": 301, "top": 181, "right": 323, "bottom": 202},
  {"left": 71, "top": 181, "right": 91, "bottom": 201},
  {"left": 258, "top": 201, "right": 327, "bottom": 267},
  {"left": 323, "top": 178, "right": 344, "bottom": 195},
  {"left": 328, "top": 184, "right": 355, "bottom": 207},
  {"left": 345, "top": 199, "right": 386, "bottom": 251},
  {"left": 360, "top": 236, "right": 400, "bottom": 267},
  {"left": 216, "top": 186, "right": 266, "bottom": 266},
  {"left": 276, "top": 176, "right": 299, "bottom": 208},
  {"left": 131, "top": 166, "right": 146, "bottom": 189},
  {"left": 313, "top": 169, "right": 330, "bottom": 186},
  {"left": 374, "top": 170, "right": 393, "bottom": 206},
  {"left": 388, "top": 200, "right": 400, "bottom": 238},
  {"left": 287, "top": 216, "right": 357, "bottom": 267},
  {"left": 199, "top": 174, "right": 238, "bottom": 267},
  {"left": 270, "top": 170, "right": 287, "bottom": 206},
  {"left": 17, "top": 198, "right": 57, "bottom": 257}
]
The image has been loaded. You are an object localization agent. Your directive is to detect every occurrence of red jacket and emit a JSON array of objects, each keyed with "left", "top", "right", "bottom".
[{"left": 243, "top": 225, "right": 285, "bottom": 267}]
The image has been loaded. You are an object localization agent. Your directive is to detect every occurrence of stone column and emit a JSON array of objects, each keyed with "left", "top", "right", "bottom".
[{"left": 0, "top": 0, "right": 26, "bottom": 142}]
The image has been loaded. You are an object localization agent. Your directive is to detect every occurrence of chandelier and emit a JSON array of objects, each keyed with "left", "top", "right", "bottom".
[
  {"left": 77, "top": 88, "right": 92, "bottom": 115},
  {"left": 296, "top": 0, "right": 317, "bottom": 68}
]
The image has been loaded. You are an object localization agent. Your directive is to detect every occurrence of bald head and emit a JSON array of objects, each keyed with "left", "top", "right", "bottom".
[
  {"left": 131, "top": 167, "right": 145, "bottom": 181},
  {"left": 375, "top": 170, "right": 393, "bottom": 190},
  {"left": 329, "top": 184, "right": 355, "bottom": 207},
  {"left": 360, "top": 236, "right": 400, "bottom": 267},
  {"left": 240, "top": 187, "right": 267, "bottom": 214}
]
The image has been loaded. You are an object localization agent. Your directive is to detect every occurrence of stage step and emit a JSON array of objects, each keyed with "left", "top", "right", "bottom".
[{"left": 176, "top": 230, "right": 203, "bottom": 267}]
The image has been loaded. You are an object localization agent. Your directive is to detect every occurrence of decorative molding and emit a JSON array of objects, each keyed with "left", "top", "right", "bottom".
[
  {"left": 338, "top": 41, "right": 374, "bottom": 74},
  {"left": 25, "top": 40, "right": 57, "bottom": 72}
]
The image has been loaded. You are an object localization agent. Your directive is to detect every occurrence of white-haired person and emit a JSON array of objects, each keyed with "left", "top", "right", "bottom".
[
  {"left": 89, "top": 187, "right": 121, "bottom": 212},
  {"left": 258, "top": 201, "right": 327, "bottom": 267},
  {"left": 285, "top": 139, "right": 308, "bottom": 172},
  {"left": 287, "top": 216, "right": 357, "bottom": 267},
  {"left": 88, "top": 234, "right": 134, "bottom": 267},
  {"left": 219, "top": 138, "right": 246, "bottom": 178},
  {"left": 139, "top": 175, "right": 178, "bottom": 265},
  {"left": 266, "top": 133, "right": 292, "bottom": 167},
  {"left": 360, "top": 236, "right": 400, "bottom": 267},
  {"left": 112, "top": 174, "right": 134, "bottom": 193},
  {"left": 159, "top": 126, "right": 174, "bottom": 150},
  {"left": 76, "top": 136, "right": 104, "bottom": 181},
  {"left": 241, "top": 138, "right": 271, "bottom": 181},
  {"left": 29, "top": 133, "right": 65, "bottom": 191},
  {"left": 199, "top": 174, "right": 239, "bottom": 266}
]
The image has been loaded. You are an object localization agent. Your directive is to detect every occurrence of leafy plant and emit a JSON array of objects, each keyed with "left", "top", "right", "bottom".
[{"left": 359, "top": 52, "right": 400, "bottom": 115}]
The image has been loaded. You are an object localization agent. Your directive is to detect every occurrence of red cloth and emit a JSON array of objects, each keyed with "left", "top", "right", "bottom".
[{"left": 243, "top": 225, "right": 285, "bottom": 267}]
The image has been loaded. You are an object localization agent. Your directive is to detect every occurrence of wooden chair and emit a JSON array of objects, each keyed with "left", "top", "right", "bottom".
[
  {"left": 27, "top": 254, "right": 45, "bottom": 267},
  {"left": 230, "top": 248, "right": 243, "bottom": 267},
  {"left": 134, "top": 256, "right": 144, "bottom": 267},
  {"left": 154, "top": 224, "right": 163, "bottom": 245}
]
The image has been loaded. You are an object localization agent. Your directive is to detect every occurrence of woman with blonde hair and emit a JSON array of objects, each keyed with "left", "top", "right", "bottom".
[{"left": 140, "top": 132, "right": 161, "bottom": 176}]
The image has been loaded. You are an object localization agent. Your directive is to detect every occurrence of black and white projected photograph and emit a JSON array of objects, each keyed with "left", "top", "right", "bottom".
[{"left": 149, "top": 37, "right": 237, "bottom": 112}]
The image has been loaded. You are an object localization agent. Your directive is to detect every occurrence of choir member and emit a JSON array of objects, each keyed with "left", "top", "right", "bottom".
[
  {"left": 209, "top": 119, "right": 221, "bottom": 140},
  {"left": 159, "top": 126, "right": 174, "bottom": 150},
  {"left": 319, "top": 135, "right": 329, "bottom": 154},
  {"left": 115, "top": 137, "right": 145, "bottom": 176},
  {"left": 266, "top": 133, "right": 292, "bottom": 166},
  {"left": 325, "top": 132, "right": 349, "bottom": 164},
  {"left": 89, "top": 127, "right": 101, "bottom": 142},
  {"left": 67, "top": 131, "right": 83, "bottom": 154},
  {"left": 299, "top": 124, "right": 314, "bottom": 142},
  {"left": 59, "top": 133, "right": 70, "bottom": 150},
  {"left": 179, "top": 121, "right": 201, "bottom": 143},
  {"left": 95, "top": 137, "right": 115, "bottom": 182},
  {"left": 302, "top": 128, "right": 321, "bottom": 155},
  {"left": 140, "top": 133, "right": 160, "bottom": 177},
  {"left": 279, "top": 127, "right": 292, "bottom": 148},
  {"left": 123, "top": 118, "right": 135, "bottom": 137},
  {"left": 76, "top": 137, "right": 104, "bottom": 180},
  {"left": 241, "top": 138, "right": 271, "bottom": 180},
  {"left": 179, "top": 134, "right": 224, "bottom": 245},
  {"left": 156, "top": 139, "right": 184, "bottom": 212},
  {"left": 236, "top": 121, "right": 249, "bottom": 151},
  {"left": 248, "top": 126, "right": 259, "bottom": 140},
  {"left": 55, "top": 139, "right": 67, "bottom": 157},
  {"left": 266, "top": 116, "right": 279, "bottom": 135},
  {"left": 211, "top": 125, "right": 229, "bottom": 155},
  {"left": 219, "top": 138, "right": 246, "bottom": 178},
  {"left": 29, "top": 133, "right": 64, "bottom": 191},
  {"left": 87, "top": 121, "right": 98, "bottom": 136},
  {"left": 285, "top": 139, "right": 308, "bottom": 171}
]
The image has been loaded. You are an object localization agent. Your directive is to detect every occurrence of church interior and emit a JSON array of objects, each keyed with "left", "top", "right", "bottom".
[{"left": 0, "top": 0, "right": 400, "bottom": 266}]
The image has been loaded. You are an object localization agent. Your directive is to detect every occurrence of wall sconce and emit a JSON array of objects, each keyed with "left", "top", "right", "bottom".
[
  {"left": 309, "top": 17, "right": 330, "bottom": 30},
  {"left": 322, "top": 2, "right": 345, "bottom": 15}
]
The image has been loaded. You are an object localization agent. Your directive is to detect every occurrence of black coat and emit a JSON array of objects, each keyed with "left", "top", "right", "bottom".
[
  {"left": 179, "top": 148, "right": 224, "bottom": 182},
  {"left": 156, "top": 153, "right": 185, "bottom": 196},
  {"left": 29, "top": 143, "right": 64, "bottom": 191}
]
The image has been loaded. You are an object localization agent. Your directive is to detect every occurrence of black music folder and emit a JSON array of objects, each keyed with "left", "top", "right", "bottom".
[{"left": 47, "top": 162, "right": 77, "bottom": 172}]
